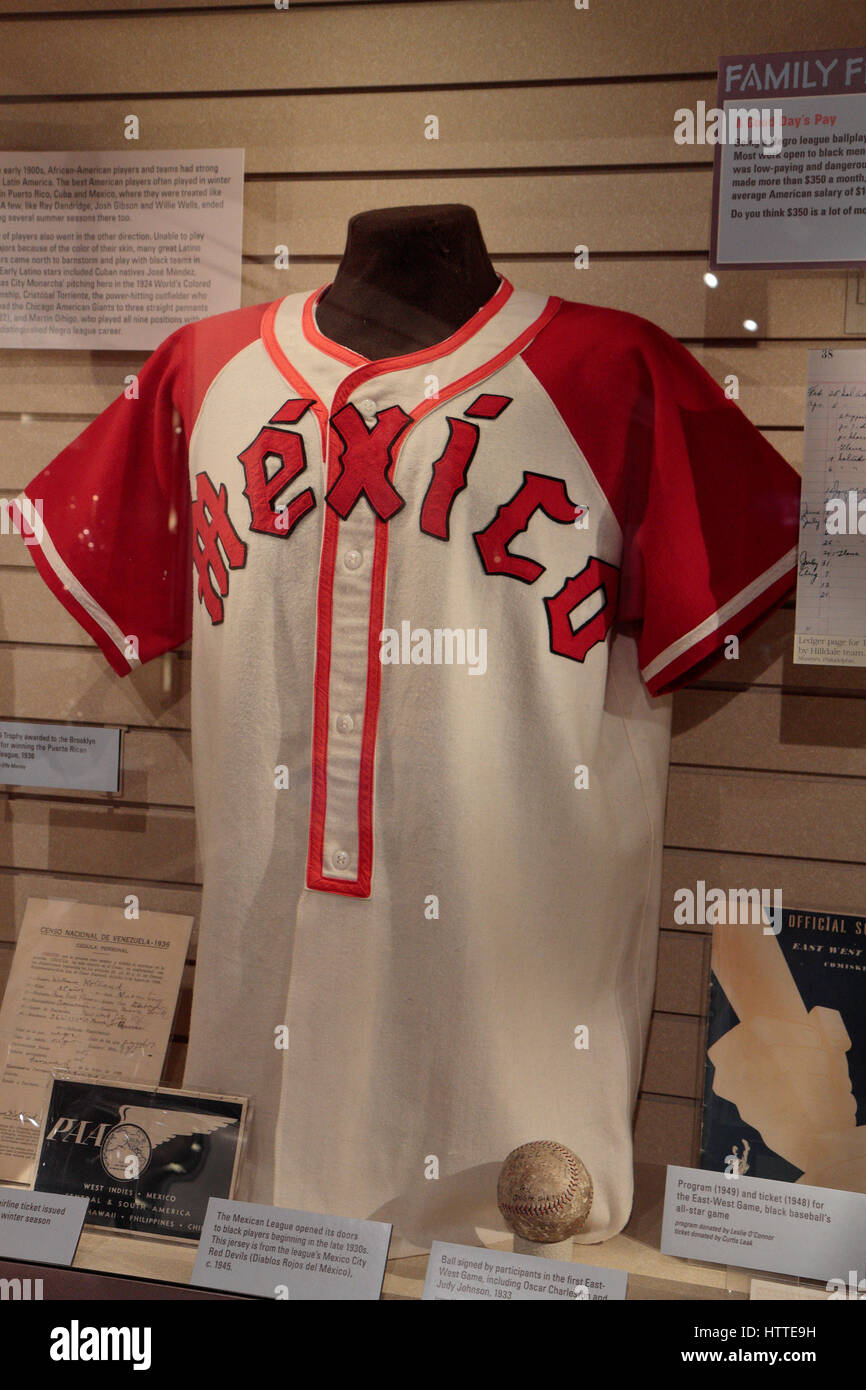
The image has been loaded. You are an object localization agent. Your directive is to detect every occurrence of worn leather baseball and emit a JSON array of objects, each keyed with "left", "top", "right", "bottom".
[{"left": 497, "top": 1140, "right": 593, "bottom": 1242}]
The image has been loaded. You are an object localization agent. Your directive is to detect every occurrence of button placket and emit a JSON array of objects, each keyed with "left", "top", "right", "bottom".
[{"left": 319, "top": 402, "right": 376, "bottom": 879}]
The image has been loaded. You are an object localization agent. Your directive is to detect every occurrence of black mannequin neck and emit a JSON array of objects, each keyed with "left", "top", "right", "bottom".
[{"left": 315, "top": 204, "right": 500, "bottom": 361}]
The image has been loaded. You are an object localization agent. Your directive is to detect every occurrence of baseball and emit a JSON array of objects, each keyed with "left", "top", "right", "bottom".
[{"left": 497, "top": 1140, "right": 593, "bottom": 1243}]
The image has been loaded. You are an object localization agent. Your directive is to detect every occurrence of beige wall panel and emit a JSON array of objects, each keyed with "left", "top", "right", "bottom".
[
  {"left": 119, "top": 729, "right": 192, "bottom": 807},
  {"left": 0, "top": 867, "right": 200, "bottom": 946},
  {"left": 672, "top": 688, "right": 866, "bottom": 777},
  {"left": 0, "top": 351, "right": 138, "bottom": 418},
  {"left": 0, "top": 340, "right": 825, "bottom": 423},
  {"left": 665, "top": 766, "right": 866, "bottom": 863},
  {"left": 0, "top": 81, "right": 714, "bottom": 171},
  {"left": 688, "top": 344, "right": 815, "bottom": 426},
  {"left": 0, "top": 646, "right": 190, "bottom": 728},
  {"left": 242, "top": 171, "right": 714, "bottom": 255},
  {"left": 0, "top": 257, "right": 815, "bottom": 430},
  {"left": 513, "top": 264, "right": 849, "bottom": 344},
  {"left": 660, "top": 849, "right": 866, "bottom": 933},
  {"left": 0, "top": 0, "right": 422, "bottom": 8},
  {"left": 161, "top": 1037, "right": 186, "bottom": 1088},
  {"left": 1, "top": 2, "right": 862, "bottom": 95},
  {"left": 0, "top": 798, "right": 199, "bottom": 882},
  {"left": 634, "top": 1094, "right": 699, "bottom": 1168},
  {"left": 643, "top": 1013, "right": 705, "bottom": 1099},
  {"left": 1, "top": 729, "right": 192, "bottom": 807},
  {"left": 654, "top": 929, "right": 711, "bottom": 1016},
  {"left": 0, "top": 529, "right": 32, "bottom": 566},
  {"left": 1, "top": 570, "right": 99, "bottom": 646},
  {"left": 0, "top": 419, "right": 93, "bottom": 490},
  {"left": 692, "top": 606, "right": 866, "bottom": 694}
]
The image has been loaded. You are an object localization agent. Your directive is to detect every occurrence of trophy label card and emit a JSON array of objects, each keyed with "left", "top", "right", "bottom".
[
  {"left": 0, "top": 720, "right": 121, "bottom": 791},
  {"left": 421, "top": 1240, "right": 628, "bottom": 1300},
  {"left": 0, "top": 1186, "right": 88, "bottom": 1265},
  {"left": 661, "top": 1164, "right": 866, "bottom": 1282},
  {"left": 32, "top": 1079, "right": 246, "bottom": 1242},
  {"left": 191, "top": 1199, "right": 391, "bottom": 1300}
]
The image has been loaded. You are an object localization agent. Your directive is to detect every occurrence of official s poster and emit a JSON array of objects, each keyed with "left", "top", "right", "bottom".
[{"left": 701, "top": 906, "right": 866, "bottom": 1192}]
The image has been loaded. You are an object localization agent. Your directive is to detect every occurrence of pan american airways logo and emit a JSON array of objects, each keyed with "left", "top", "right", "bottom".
[
  {"left": 190, "top": 393, "right": 619, "bottom": 665},
  {"left": 47, "top": 1106, "right": 237, "bottom": 1181}
]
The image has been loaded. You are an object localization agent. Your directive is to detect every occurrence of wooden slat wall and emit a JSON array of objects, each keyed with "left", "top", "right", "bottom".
[{"left": 1, "top": 0, "right": 865, "bottom": 1176}]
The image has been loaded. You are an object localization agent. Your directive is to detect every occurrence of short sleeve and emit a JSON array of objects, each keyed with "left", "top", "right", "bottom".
[
  {"left": 14, "top": 328, "right": 192, "bottom": 676},
  {"left": 626, "top": 323, "right": 800, "bottom": 695}
]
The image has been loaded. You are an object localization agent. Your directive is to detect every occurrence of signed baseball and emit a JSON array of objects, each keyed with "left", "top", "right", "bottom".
[{"left": 497, "top": 1140, "right": 593, "bottom": 1243}]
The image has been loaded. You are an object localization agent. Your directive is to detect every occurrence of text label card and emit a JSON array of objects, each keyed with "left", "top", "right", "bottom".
[
  {"left": 794, "top": 348, "right": 866, "bottom": 665},
  {"left": 712, "top": 49, "right": 866, "bottom": 268},
  {"left": 662, "top": 1164, "right": 866, "bottom": 1282},
  {"left": 0, "top": 1187, "right": 88, "bottom": 1264},
  {"left": 191, "top": 1199, "right": 391, "bottom": 1300},
  {"left": 422, "top": 1240, "right": 628, "bottom": 1300},
  {"left": 0, "top": 149, "right": 244, "bottom": 350},
  {"left": 0, "top": 721, "right": 121, "bottom": 792}
]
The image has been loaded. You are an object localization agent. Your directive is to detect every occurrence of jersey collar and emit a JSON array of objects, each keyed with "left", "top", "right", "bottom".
[{"left": 261, "top": 276, "right": 561, "bottom": 417}]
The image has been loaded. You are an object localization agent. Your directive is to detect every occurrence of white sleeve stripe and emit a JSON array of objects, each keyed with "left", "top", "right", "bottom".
[
  {"left": 17, "top": 495, "right": 139, "bottom": 668},
  {"left": 640, "top": 546, "right": 797, "bottom": 684}
]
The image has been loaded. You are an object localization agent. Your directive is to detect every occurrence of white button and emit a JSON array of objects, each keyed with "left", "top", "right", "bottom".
[
  {"left": 359, "top": 398, "right": 377, "bottom": 418},
  {"left": 336, "top": 714, "right": 354, "bottom": 734},
  {"left": 332, "top": 850, "right": 350, "bottom": 870},
  {"left": 343, "top": 549, "right": 363, "bottom": 570}
]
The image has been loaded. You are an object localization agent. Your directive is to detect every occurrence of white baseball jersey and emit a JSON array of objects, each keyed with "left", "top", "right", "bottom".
[{"left": 18, "top": 277, "right": 800, "bottom": 1255}]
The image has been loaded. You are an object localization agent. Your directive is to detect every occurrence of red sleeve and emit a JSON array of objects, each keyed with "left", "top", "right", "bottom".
[
  {"left": 522, "top": 303, "right": 800, "bottom": 696},
  {"left": 625, "top": 321, "right": 800, "bottom": 694},
  {"left": 15, "top": 303, "right": 271, "bottom": 676}
]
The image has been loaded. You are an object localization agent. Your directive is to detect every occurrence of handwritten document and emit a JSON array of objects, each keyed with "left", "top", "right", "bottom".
[
  {"left": 0, "top": 898, "right": 192, "bottom": 1183},
  {"left": 795, "top": 348, "right": 866, "bottom": 666}
]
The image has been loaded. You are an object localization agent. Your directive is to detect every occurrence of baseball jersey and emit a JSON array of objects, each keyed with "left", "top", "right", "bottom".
[{"left": 17, "top": 277, "right": 800, "bottom": 1256}]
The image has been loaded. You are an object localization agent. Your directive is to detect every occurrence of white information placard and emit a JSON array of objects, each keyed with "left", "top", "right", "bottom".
[
  {"left": 661, "top": 1164, "right": 866, "bottom": 1283},
  {"left": 191, "top": 1199, "right": 391, "bottom": 1300},
  {"left": 0, "top": 719, "right": 121, "bottom": 791},
  {"left": 421, "top": 1240, "right": 627, "bottom": 1300},
  {"left": 0, "top": 1187, "right": 88, "bottom": 1265},
  {"left": 712, "top": 49, "right": 866, "bottom": 268},
  {"left": 0, "top": 148, "right": 244, "bottom": 349}
]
